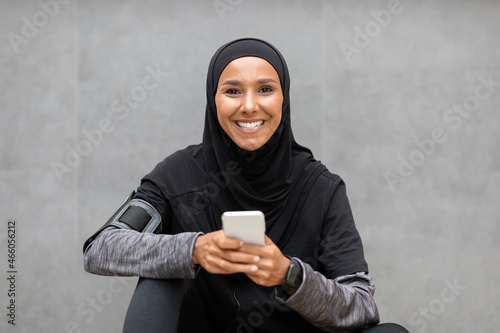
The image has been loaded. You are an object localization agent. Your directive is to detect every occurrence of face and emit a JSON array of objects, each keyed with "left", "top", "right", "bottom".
[{"left": 215, "top": 56, "right": 283, "bottom": 151}]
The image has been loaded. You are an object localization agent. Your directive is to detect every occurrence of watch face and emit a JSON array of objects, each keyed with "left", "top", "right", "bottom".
[
  {"left": 287, "top": 260, "right": 302, "bottom": 288},
  {"left": 279, "top": 258, "right": 303, "bottom": 293}
]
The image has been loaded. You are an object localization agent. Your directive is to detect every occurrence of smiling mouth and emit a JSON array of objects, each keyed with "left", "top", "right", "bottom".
[{"left": 235, "top": 120, "right": 265, "bottom": 130}]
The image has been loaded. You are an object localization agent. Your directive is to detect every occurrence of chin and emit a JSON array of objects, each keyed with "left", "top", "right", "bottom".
[{"left": 235, "top": 140, "right": 265, "bottom": 152}]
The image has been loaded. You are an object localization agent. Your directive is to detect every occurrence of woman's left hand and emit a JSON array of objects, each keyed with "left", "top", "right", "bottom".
[{"left": 239, "top": 236, "right": 291, "bottom": 287}]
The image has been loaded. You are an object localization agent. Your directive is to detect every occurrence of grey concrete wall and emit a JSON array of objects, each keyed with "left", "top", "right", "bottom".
[{"left": 1, "top": 0, "right": 498, "bottom": 332}]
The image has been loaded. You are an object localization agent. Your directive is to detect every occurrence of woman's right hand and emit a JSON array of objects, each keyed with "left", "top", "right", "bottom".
[{"left": 192, "top": 230, "right": 260, "bottom": 275}]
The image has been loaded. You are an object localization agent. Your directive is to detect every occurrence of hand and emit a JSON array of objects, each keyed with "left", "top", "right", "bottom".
[
  {"left": 192, "top": 230, "right": 261, "bottom": 275},
  {"left": 192, "top": 233, "right": 291, "bottom": 287},
  {"left": 240, "top": 236, "right": 291, "bottom": 287}
]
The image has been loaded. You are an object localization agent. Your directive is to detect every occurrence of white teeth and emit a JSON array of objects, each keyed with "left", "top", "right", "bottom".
[{"left": 236, "top": 120, "right": 264, "bottom": 130}]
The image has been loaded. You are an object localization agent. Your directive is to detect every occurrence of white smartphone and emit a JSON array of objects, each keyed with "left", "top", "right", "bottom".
[{"left": 222, "top": 211, "right": 266, "bottom": 246}]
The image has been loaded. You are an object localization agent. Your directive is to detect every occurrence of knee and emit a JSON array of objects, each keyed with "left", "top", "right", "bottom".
[
  {"left": 363, "top": 323, "right": 410, "bottom": 333},
  {"left": 385, "top": 323, "right": 409, "bottom": 332},
  {"left": 123, "top": 278, "right": 194, "bottom": 333}
]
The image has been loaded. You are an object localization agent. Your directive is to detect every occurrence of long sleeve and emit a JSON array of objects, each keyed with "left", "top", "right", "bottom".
[
  {"left": 276, "top": 259, "right": 380, "bottom": 332},
  {"left": 83, "top": 227, "right": 202, "bottom": 279}
]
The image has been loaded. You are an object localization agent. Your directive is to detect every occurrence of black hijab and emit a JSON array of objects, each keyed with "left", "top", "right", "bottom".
[{"left": 202, "top": 38, "right": 326, "bottom": 247}]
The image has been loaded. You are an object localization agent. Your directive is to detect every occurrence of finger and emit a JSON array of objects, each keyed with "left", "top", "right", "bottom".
[
  {"left": 245, "top": 269, "right": 277, "bottom": 287},
  {"left": 206, "top": 255, "right": 258, "bottom": 274},
  {"left": 238, "top": 243, "right": 261, "bottom": 253},
  {"left": 218, "top": 250, "right": 261, "bottom": 264},
  {"left": 255, "top": 258, "right": 275, "bottom": 270},
  {"left": 240, "top": 243, "right": 275, "bottom": 259},
  {"left": 207, "top": 241, "right": 259, "bottom": 265},
  {"left": 216, "top": 234, "right": 244, "bottom": 250}
]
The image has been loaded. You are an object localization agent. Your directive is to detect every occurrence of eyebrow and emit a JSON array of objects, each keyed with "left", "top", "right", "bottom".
[{"left": 220, "top": 78, "right": 278, "bottom": 86}]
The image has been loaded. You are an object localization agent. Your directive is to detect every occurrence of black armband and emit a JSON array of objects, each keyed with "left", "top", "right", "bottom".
[{"left": 82, "top": 191, "right": 162, "bottom": 253}]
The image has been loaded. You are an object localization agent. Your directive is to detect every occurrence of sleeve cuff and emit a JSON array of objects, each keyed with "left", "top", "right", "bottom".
[{"left": 179, "top": 232, "right": 204, "bottom": 279}]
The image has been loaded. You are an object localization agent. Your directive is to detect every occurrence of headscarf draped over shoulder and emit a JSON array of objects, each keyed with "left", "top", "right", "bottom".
[{"left": 202, "top": 38, "right": 326, "bottom": 247}]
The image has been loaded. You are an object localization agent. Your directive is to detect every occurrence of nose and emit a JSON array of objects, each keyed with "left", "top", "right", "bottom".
[{"left": 241, "top": 91, "right": 258, "bottom": 113}]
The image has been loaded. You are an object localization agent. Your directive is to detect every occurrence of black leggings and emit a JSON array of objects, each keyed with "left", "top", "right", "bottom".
[
  {"left": 123, "top": 278, "right": 409, "bottom": 333},
  {"left": 361, "top": 323, "right": 409, "bottom": 333}
]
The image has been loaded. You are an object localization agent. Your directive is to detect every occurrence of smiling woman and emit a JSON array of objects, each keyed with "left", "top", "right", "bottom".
[
  {"left": 215, "top": 57, "right": 283, "bottom": 151},
  {"left": 82, "top": 38, "right": 408, "bottom": 333}
]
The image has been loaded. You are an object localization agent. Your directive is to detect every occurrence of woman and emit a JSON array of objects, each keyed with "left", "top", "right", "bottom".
[{"left": 83, "top": 38, "right": 408, "bottom": 333}]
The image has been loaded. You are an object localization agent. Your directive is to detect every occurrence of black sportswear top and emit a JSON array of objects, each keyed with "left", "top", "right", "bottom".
[{"left": 130, "top": 143, "right": 371, "bottom": 332}]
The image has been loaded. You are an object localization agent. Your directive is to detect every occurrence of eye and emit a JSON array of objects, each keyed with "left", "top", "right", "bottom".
[
  {"left": 224, "top": 88, "right": 240, "bottom": 95},
  {"left": 259, "top": 86, "right": 273, "bottom": 94}
]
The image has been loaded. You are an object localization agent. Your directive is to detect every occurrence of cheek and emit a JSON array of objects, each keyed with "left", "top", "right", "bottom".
[
  {"left": 215, "top": 96, "right": 237, "bottom": 121},
  {"left": 269, "top": 98, "right": 283, "bottom": 123}
]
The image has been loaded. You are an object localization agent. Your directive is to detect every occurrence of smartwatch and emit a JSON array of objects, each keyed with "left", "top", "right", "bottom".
[{"left": 278, "top": 257, "right": 303, "bottom": 293}]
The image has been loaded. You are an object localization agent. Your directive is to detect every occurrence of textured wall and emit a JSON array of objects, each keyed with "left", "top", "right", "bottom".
[{"left": 1, "top": 0, "right": 499, "bottom": 332}]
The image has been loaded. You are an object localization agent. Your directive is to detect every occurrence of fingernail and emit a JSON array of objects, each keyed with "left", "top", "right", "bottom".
[
  {"left": 253, "top": 256, "right": 260, "bottom": 262},
  {"left": 251, "top": 265, "right": 258, "bottom": 272}
]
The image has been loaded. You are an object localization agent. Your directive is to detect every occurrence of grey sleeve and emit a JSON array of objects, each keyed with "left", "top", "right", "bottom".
[
  {"left": 276, "top": 259, "right": 380, "bottom": 332},
  {"left": 83, "top": 227, "right": 203, "bottom": 279}
]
